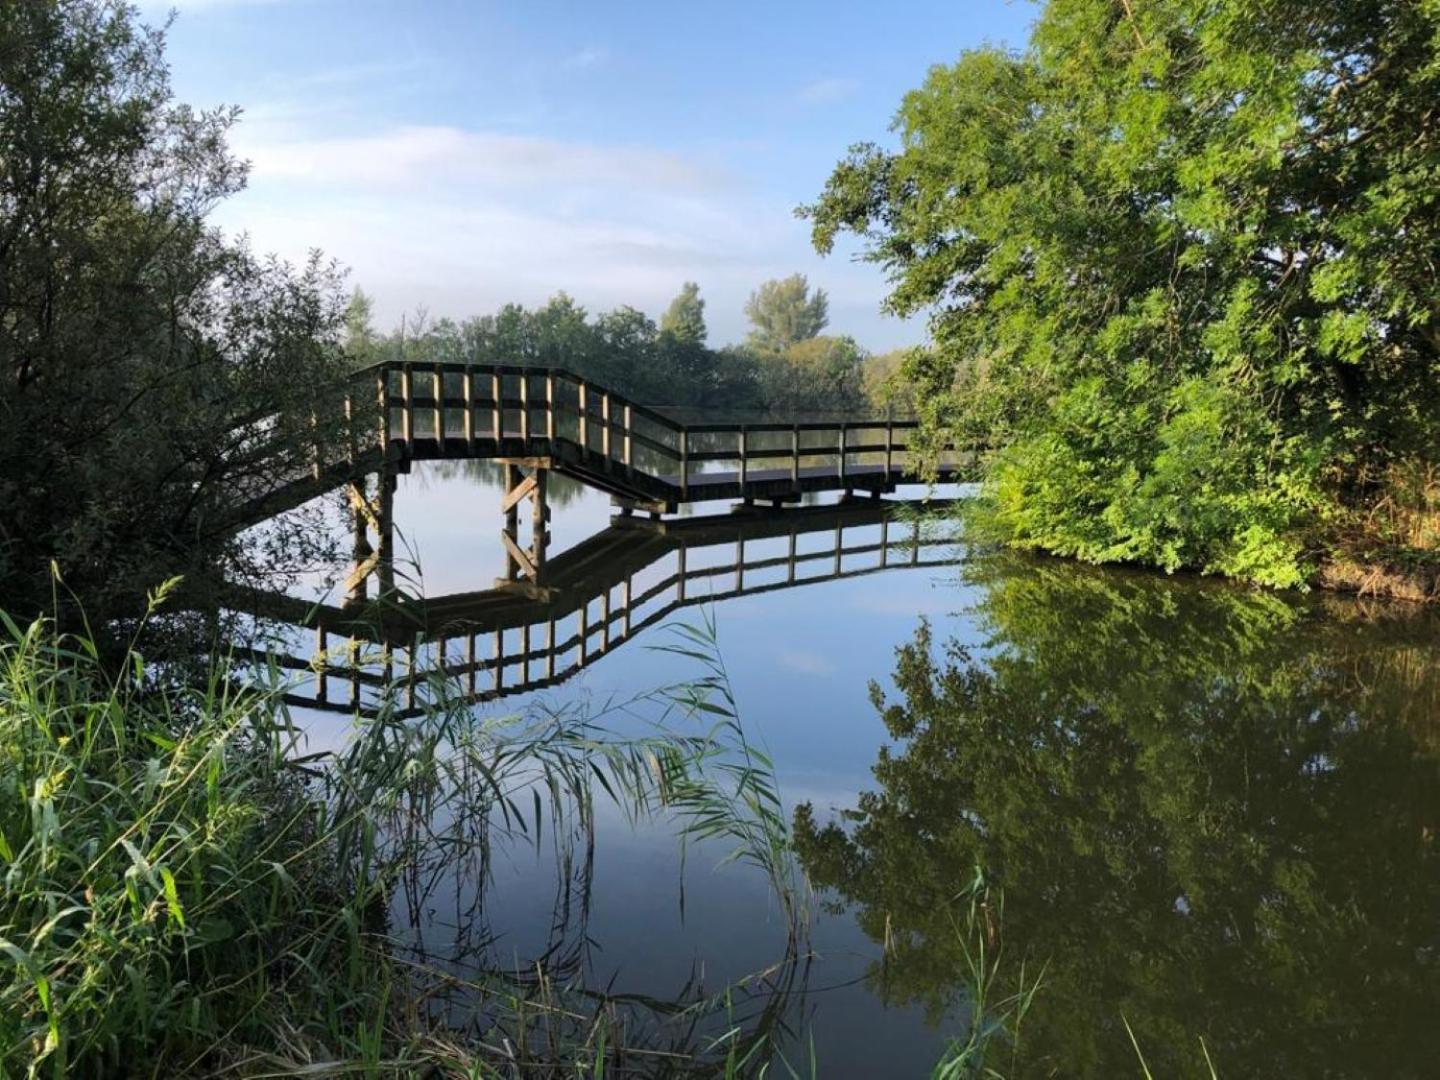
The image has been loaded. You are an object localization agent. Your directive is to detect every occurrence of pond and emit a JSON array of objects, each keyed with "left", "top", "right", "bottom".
[{"left": 254, "top": 460, "right": 1440, "bottom": 1078}]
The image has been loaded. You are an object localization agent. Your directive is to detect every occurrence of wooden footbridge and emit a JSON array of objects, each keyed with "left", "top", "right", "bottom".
[
  {"left": 229, "top": 360, "right": 971, "bottom": 712},
  {"left": 237, "top": 499, "right": 960, "bottom": 718},
  {"left": 262, "top": 359, "right": 973, "bottom": 590}
]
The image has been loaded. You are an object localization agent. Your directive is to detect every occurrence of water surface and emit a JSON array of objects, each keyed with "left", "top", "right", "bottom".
[{"left": 267, "top": 462, "right": 1440, "bottom": 1077}]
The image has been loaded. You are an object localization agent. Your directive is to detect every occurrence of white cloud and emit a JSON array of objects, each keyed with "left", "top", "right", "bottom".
[
  {"left": 231, "top": 124, "right": 720, "bottom": 195},
  {"left": 212, "top": 112, "right": 922, "bottom": 348},
  {"left": 796, "top": 77, "right": 860, "bottom": 105},
  {"left": 563, "top": 46, "right": 610, "bottom": 70}
]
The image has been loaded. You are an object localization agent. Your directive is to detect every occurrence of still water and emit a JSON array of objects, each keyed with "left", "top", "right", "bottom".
[{"left": 269, "top": 461, "right": 1440, "bottom": 1078}]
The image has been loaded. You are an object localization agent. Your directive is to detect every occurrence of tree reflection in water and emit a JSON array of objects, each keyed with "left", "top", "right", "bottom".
[{"left": 795, "top": 555, "right": 1440, "bottom": 1077}]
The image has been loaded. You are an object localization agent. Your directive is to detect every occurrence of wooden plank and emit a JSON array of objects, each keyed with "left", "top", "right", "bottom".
[
  {"left": 501, "top": 473, "right": 538, "bottom": 513},
  {"left": 501, "top": 528, "right": 538, "bottom": 580}
]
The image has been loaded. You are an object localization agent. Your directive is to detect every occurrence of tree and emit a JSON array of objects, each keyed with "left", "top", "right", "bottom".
[
  {"left": 756, "top": 335, "right": 868, "bottom": 417},
  {"left": 795, "top": 556, "right": 1440, "bottom": 1075},
  {"left": 659, "top": 282, "right": 707, "bottom": 346},
  {"left": 744, "top": 274, "right": 829, "bottom": 354},
  {"left": 0, "top": 2, "right": 351, "bottom": 625},
  {"left": 804, "top": 0, "right": 1440, "bottom": 587},
  {"left": 344, "top": 287, "right": 379, "bottom": 364}
]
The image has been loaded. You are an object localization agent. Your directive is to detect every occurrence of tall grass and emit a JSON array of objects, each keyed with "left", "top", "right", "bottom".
[{"left": 0, "top": 582, "right": 810, "bottom": 1076}]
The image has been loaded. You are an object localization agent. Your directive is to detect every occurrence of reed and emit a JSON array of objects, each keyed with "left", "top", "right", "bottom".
[{"left": 0, "top": 581, "right": 810, "bottom": 1077}]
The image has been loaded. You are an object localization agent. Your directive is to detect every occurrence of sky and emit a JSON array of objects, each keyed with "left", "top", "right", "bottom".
[{"left": 149, "top": 0, "right": 1038, "bottom": 350}]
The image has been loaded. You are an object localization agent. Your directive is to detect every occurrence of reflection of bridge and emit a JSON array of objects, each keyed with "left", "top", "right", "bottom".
[
  {"left": 243, "top": 499, "right": 959, "bottom": 718},
  {"left": 261, "top": 360, "right": 972, "bottom": 590}
]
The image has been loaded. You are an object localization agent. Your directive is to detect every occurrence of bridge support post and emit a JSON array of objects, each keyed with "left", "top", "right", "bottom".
[
  {"left": 498, "top": 460, "right": 551, "bottom": 586},
  {"left": 343, "top": 464, "right": 396, "bottom": 607}
]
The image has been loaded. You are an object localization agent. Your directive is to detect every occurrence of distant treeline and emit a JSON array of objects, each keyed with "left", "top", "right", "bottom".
[{"left": 344, "top": 276, "right": 915, "bottom": 418}]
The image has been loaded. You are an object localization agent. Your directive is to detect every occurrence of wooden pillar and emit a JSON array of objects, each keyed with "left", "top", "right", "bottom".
[
  {"left": 503, "top": 462, "right": 521, "bottom": 581},
  {"left": 432, "top": 368, "right": 443, "bottom": 453},
  {"left": 463, "top": 370, "right": 475, "bottom": 452},
  {"left": 679, "top": 428, "right": 689, "bottom": 498},
  {"left": 400, "top": 364, "right": 413, "bottom": 447},
  {"left": 377, "top": 370, "right": 390, "bottom": 452},
  {"left": 885, "top": 410, "right": 894, "bottom": 479},
  {"left": 531, "top": 468, "right": 549, "bottom": 574},
  {"left": 491, "top": 371, "right": 502, "bottom": 442},
  {"left": 377, "top": 464, "right": 396, "bottom": 596},
  {"left": 546, "top": 372, "right": 556, "bottom": 441}
]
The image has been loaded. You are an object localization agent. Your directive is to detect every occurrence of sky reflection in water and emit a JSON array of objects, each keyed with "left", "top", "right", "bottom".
[{"left": 285, "top": 462, "right": 1440, "bottom": 1078}]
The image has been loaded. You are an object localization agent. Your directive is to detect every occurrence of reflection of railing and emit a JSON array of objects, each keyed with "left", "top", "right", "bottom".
[{"left": 246, "top": 501, "right": 960, "bottom": 718}]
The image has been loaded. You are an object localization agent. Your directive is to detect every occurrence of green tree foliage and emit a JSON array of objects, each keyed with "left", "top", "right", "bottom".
[
  {"left": 744, "top": 273, "right": 830, "bottom": 354},
  {"left": 344, "top": 286, "right": 380, "bottom": 363},
  {"left": 756, "top": 334, "right": 869, "bottom": 417},
  {"left": 373, "top": 293, "right": 763, "bottom": 409},
  {"left": 805, "top": 0, "right": 1440, "bottom": 586},
  {"left": 0, "top": 1, "right": 351, "bottom": 622},
  {"left": 659, "top": 281, "right": 707, "bottom": 346},
  {"left": 795, "top": 555, "right": 1440, "bottom": 1076}
]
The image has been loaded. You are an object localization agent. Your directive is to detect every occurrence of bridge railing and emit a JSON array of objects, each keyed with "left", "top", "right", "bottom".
[{"left": 342, "top": 359, "right": 961, "bottom": 495}]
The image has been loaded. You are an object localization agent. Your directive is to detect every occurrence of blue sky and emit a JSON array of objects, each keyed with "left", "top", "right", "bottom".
[{"left": 151, "top": 0, "right": 1037, "bottom": 349}]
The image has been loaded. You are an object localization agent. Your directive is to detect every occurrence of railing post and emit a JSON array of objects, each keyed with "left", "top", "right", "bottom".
[
  {"left": 578, "top": 381, "right": 589, "bottom": 452},
  {"left": 679, "top": 428, "right": 689, "bottom": 497},
  {"left": 739, "top": 426, "right": 748, "bottom": 489},
  {"left": 309, "top": 409, "right": 321, "bottom": 480},
  {"left": 463, "top": 370, "right": 475, "bottom": 452},
  {"left": 838, "top": 423, "right": 847, "bottom": 480},
  {"left": 885, "top": 405, "right": 894, "bottom": 478},
  {"left": 344, "top": 392, "right": 355, "bottom": 466},
  {"left": 546, "top": 372, "right": 556, "bottom": 442},
  {"left": 491, "top": 371, "right": 502, "bottom": 442},
  {"left": 432, "top": 368, "right": 443, "bottom": 453},
  {"left": 601, "top": 392, "right": 612, "bottom": 460},
  {"left": 376, "top": 370, "right": 389, "bottom": 451},
  {"left": 791, "top": 424, "right": 800, "bottom": 486},
  {"left": 400, "top": 363, "right": 413, "bottom": 446},
  {"left": 677, "top": 543, "right": 687, "bottom": 602},
  {"left": 623, "top": 404, "right": 632, "bottom": 467},
  {"left": 519, "top": 373, "right": 530, "bottom": 442}
]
